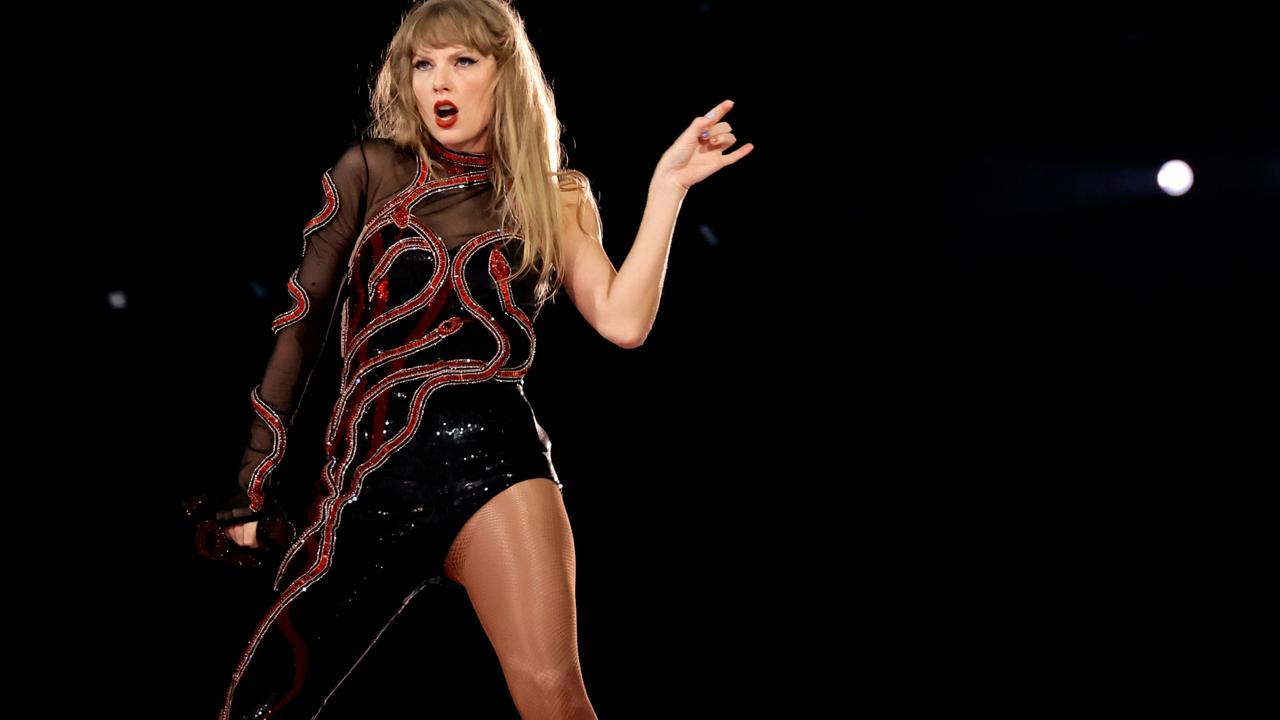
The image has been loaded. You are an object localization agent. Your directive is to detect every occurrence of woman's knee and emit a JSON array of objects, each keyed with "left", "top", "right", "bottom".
[{"left": 505, "top": 661, "right": 591, "bottom": 716}]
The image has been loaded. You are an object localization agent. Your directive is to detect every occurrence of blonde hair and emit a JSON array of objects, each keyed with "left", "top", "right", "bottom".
[{"left": 367, "top": 0, "right": 599, "bottom": 307}]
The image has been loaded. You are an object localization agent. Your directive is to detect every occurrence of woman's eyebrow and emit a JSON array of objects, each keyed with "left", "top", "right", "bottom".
[{"left": 415, "top": 48, "right": 472, "bottom": 58}]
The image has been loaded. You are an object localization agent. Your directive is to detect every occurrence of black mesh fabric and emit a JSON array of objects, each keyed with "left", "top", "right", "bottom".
[{"left": 217, "top": 135, "right": 547, "bottom": 525}]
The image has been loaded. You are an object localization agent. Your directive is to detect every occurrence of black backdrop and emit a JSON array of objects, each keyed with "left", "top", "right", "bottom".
[{"left": 61, "top": 3, "right": 1276, "bottom": 715}]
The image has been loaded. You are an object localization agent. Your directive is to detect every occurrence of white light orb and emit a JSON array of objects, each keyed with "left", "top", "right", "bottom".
[{"left": 1157, "top": 159, "right": 1194, "bottom": 197}]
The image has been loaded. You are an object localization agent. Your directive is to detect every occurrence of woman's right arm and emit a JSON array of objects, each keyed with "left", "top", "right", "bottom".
[{"left": 217, "top": 140, "right": 371, "bottom": 528}]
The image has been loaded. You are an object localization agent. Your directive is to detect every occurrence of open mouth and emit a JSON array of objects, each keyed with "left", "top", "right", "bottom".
[{"left": 434, "top": 101, "right": 459, "bottom": 127}]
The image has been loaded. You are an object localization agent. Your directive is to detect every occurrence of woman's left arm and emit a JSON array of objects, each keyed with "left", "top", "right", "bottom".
[{"left": 561, "top": 99, "right": 753, "bottom": 348}]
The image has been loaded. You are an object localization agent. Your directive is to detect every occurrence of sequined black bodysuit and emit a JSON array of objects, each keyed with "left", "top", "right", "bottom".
[{"left": 221, "top": 135, "right": 561, "bottom": 719}]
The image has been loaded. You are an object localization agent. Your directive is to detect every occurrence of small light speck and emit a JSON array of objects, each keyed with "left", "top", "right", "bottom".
[
  {"left": 698, "top": 223, "right": 718, "bottom": 247},
  {"left": 250, "top": 281, "right": 267, "bottom": 298},
  {"left": 107, "top": 290, "right": 128, "bottom": 310}
]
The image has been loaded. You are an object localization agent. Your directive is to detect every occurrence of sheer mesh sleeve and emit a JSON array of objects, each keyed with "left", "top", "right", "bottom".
[{"left": 217, "top": 141, "right": 369, "bottom": 523}]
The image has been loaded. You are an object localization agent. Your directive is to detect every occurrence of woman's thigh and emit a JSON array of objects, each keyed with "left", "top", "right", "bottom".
[{"left": 443, "top": 477, "right": 580, "bottom": 669}]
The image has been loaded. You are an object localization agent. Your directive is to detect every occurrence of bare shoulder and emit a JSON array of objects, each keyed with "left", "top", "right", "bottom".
[
  {"left": 556, "top": 170, "right": 601, "bottom": 237},
  {"left": 556, "top": 170, "right": 591, "bottom": 201}
]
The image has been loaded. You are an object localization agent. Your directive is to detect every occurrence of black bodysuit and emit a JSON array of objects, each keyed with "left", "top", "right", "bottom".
[{"left": 221, "top": 134, "right": 561, "bottom": 719}]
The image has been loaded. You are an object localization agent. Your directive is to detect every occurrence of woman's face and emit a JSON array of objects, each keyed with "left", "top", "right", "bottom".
[{"left": 412, "top": 44, "right": 498, "bottom": 154}]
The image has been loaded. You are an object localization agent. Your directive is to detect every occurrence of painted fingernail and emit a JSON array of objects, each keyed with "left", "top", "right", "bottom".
[
  {"left": 705, "top": 110, "right": 716, "bottom": 119},
  {"left": 701, "top": 130, "right": 710, "bottom": 139}
]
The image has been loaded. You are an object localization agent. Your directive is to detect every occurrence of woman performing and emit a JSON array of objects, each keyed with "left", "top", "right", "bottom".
[{"left": 200, "top": 0, "right": 752, "bottom": 717}]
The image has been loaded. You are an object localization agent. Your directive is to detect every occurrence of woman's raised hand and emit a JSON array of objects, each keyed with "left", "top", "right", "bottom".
[{"left": 653, "top": 99, "right": 754, "bottom": 192}]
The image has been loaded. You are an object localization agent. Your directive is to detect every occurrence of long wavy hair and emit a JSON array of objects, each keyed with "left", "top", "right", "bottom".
[{"left": 367, "top": 0, "right": 599, "bottom": 307}]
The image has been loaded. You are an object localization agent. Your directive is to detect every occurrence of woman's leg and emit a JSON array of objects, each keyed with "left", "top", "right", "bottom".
[{"left": 444, "top": 477, "right": 598, "bottom": 720}]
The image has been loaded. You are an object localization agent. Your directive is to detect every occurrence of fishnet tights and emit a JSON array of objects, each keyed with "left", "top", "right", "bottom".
[{"left": 444, "top": 478, "right": 597, "bottom": 720}]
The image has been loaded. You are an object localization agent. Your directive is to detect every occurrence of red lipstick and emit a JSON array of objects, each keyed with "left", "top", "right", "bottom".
[{"left": 433, "top": 99, "right": 459, "bottom": 128}]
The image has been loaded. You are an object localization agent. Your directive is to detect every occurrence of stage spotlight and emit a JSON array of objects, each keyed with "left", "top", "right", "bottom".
[{"left": 1157, "top": 159, "right": 1194, "bottom": 197}]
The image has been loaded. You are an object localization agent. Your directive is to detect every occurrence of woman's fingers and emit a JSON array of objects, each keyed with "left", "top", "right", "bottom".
[
  {"left": 227, "top": 521, "right": 261, "bottom": 548},
  {"left": 708, "top": 132, "right": 736, "bottom": 147},
  {"left": 698, "top": 99, "right": 734, "bottom": 140},
  {"left": 700, "top": 121, "right": 732, "bottom": 141}
]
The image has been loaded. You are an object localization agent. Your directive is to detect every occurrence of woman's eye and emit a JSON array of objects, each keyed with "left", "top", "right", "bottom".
[{"left": 414, "top": 57, "right": 475, "bottom": 70}]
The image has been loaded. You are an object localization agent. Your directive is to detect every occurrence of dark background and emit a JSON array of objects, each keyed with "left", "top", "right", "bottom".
[{"left": 61, "top": 2, "right": 1274, "bottom": 715}]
